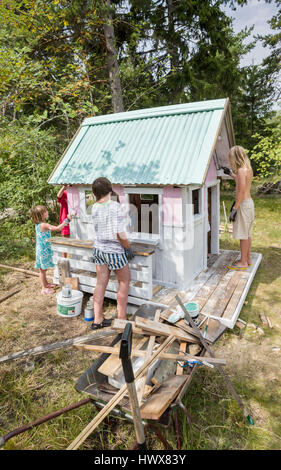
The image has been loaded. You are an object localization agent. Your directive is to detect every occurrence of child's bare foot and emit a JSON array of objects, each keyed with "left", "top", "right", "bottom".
[{"left": 41, "top": 287, "right": 55, "bottom": 295}]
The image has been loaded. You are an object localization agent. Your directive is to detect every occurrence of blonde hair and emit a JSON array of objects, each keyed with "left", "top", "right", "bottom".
[
  {"left": 228, "top": 146, "right": 252, "bottom": 173},
  {"left": 31, "top": 205, "right": 47, "bottom": 224}
]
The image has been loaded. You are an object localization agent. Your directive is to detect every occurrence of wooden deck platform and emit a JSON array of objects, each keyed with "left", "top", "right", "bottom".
[{"left": 151, "top": 249, "right": 262, "bottom": 343}]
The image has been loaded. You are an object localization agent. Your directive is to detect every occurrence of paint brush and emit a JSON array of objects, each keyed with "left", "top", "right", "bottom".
[{"left": 203, "top": 316, "right": 210, "bottom": 338}]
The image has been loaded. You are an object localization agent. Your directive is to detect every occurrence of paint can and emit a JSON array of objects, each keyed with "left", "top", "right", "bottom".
[
  {"left": 61, "top": 284, "right": 72, "bottom": 298},
  {"left": 84, "top": 306, "right": 94, "bottom": 322},
  {"left": 184, "top": 302, "right": 200, "bottom": 326},
  {"left": 56, "top": 290, "right": 83, "bottom": 317}
]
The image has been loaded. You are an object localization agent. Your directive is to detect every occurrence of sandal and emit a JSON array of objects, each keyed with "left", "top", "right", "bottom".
[
  {"left": 227, "top": 264, "right": 248, "bottom": 270},
  {"left": 90, "top": 318, "right": 112, "bottom": 330},
  {"left": 47, "top": 283, "right": 56, "bottom": 288},
  {"left": 41, "top": 287, "right": 55, "bottom": 295}
]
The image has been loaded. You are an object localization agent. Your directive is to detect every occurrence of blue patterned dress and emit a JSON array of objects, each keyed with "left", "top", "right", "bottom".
[{"left": 34, "top": 224, "right": 54, "bottom": 270}]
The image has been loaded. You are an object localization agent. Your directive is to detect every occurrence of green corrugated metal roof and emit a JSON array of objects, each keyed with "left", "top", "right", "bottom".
[{"left": 48, "top": 98, "right": 229, "bottom": 186}]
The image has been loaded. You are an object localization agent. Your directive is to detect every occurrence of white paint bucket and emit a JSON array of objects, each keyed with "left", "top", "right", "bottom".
[
  {"left": 56, "top": 290, "right": 83, "bottom": 318},
  {"left": 184, "top": 302, "right": 200, "bottom": 326}
]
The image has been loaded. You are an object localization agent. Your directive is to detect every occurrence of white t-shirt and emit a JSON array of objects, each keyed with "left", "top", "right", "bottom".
[{"left": 91, "top": 200, "right": 126, "bottom": 253}]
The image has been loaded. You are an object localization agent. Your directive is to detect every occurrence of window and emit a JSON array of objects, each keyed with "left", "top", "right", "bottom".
[
  {"left": 85, "top": 190, "right": 120, "bottom": 214},
  {"left": 85, "top": 190, "right": 95, "bottom": 214},
  {"left": 192, "top": 189, "right": 200, "bottom": 215},
  {"left": 128, "top": 193, "right": 159, "bottom": 235}
]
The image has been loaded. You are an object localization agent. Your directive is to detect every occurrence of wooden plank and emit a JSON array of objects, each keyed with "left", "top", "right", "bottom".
[
  {"left": 176, "top": 343, "right": 187, "bottom": 375},
  {"left": 67, "top": 335, "right": 175, "bottom": 450},
  {"left": 98, "top": 336, "right": 148, "bottom": 379},
  {"left": 139, "top": 375, "right": 187, "bottom": 420},
  {"left": 54, "top": 272, "right": 151, "bottom": 300},
  {"left": 202, "top": 319, "right": 227, "bottom": 344},
  {"left": 200, "top": 271, "right": 241, "bottom": 318},
  {"left": 160, "top": 310, "right": 201, "bottom": 338},
  {"left": 50, "top": 237, "right": 155, "bottom": 256},
  {"left": 58, "top": 259, "right": 70, "bottom": 285},
  {"left": 0, "top": 330, "right": 116, "bottom": 365},
  {"left": 0, "top": 264, "right": 39, "bottom": 277},
  {"left": 137, "top": 309, "right": 161, "bottom": 405},
  {"left": 222, "top": 276, "right": 248, "bottom": 321},
  {"left": 134, "top": 316, "right": 199, "bottom": 344},
  {"left": 64, "top": 277, "right": 79, "bottom": 290}
]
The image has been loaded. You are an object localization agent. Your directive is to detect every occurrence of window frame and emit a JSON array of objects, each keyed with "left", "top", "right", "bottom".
[{"left": 124, "top": 187, "right": 163, "bottom": 244}]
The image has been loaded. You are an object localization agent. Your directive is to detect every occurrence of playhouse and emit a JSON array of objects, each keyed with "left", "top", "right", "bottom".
[{"left": 48, "top": 98, "right": 261, "bottom": 322}]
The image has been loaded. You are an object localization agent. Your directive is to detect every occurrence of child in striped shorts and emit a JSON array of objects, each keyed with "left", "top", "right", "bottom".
[{"left": 91, "top": 177, "right": 134, "bottom": 329}]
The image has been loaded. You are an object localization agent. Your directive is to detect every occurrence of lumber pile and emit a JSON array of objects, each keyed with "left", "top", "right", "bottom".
[{"left": 71, "top": 303, "right": 227, "bottom": 449}]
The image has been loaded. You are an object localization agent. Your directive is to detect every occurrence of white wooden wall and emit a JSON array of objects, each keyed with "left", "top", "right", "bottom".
[{"left": 66, "top": 182, "right": 220, "bottom": 292}]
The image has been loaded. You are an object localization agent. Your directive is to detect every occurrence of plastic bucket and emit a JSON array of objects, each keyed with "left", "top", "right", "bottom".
[
  {"left": 56, "top": 290, "right": 83, "bottom": 318},
  {"left": 184, "top": 301, "right": 200, "bottom": 326}
]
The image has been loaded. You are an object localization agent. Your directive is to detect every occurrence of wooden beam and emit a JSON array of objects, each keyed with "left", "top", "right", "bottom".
[
  {"left": 0, "top": 264, "right": 39, "bottom": 277},
  {"left": 137, "top": 309, "right": 161, "bottom": 405},
  {"left": 0, "top": 329, "right": 116, "bottom": 365},
  {"left": 112, "top": 319, "right": 147, "bottom": 336},
  {"left": 75, "top": 344, "right": 226, "bottom": 365},
  {"left": 134, "top": 316, "right": 199, "bottom": 344}
]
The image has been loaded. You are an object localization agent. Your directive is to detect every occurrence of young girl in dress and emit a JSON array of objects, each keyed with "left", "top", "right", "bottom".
[{"left": 31, "top": 205, "right": 70, "bottom": 294}]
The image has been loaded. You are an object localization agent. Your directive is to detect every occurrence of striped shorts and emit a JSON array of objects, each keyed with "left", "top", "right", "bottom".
[{"left": 92, "top": 248, "right": 128, "bottom": 271}]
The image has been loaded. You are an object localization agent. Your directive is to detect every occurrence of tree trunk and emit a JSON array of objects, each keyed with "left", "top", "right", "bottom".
[
  {"left": 103, "top": 0, "right": 124, "bottom": 113},
  {"left": 166, "top": 0, "right": 179, "bottom": 71}
]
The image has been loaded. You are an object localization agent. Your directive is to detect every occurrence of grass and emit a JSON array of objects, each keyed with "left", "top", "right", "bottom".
[{"left": 0, "top": 184, "right": 281, "bottom": 450}]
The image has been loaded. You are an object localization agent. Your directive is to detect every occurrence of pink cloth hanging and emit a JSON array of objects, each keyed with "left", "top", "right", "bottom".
[{"left": 67, "top": 186, "right": 81, "bottom": 216}]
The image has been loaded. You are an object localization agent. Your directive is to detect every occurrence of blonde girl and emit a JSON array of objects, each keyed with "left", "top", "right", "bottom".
[
  {"left": 31, "top": 205, "right": 69, "bottom": 294},
  {"left": 226, "top": 146, "right": 254, "bottom": 270}
]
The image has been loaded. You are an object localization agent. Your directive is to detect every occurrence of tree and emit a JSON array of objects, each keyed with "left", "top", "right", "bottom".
[
  {"left": 102, "top": 0, "right": 124, "bottom": 112},
  {"left": 250, "top": 112, "right": 281, "bottom": 178}
]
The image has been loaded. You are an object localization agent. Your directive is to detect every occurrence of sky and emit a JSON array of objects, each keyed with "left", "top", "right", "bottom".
[{"left": 223, "top": 0, "right": 279, "bottom": 66}]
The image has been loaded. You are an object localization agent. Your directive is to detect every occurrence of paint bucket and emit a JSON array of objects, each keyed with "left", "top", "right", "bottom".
[
  {"left": 61, "top": 284, "right": 72, "bottom": 298},
  {"left": 56, "top": 290, "right": 83, "bottom": 317},
  {"left": 184, "top": 302, "right": 200, "bottom": 326},
  {"left": 84, "top": 306, "right": 94, "bottom": 322}
]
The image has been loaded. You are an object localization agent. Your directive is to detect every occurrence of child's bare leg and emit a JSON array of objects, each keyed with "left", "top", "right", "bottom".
[
  {"left": 237, "top": 239, "right": 249, "bottom": 267},
  {"left": 39, "top": 269, "right": 48, "bottom": 289},
  {"left": 115, "top": 264, "right": 130, "bottom": 320},
  {"left": 94, "top": 264, "right": 110, "bottom": 324},
  {"left": 247, "top": 237, "right": 252, "bottom": 264}
]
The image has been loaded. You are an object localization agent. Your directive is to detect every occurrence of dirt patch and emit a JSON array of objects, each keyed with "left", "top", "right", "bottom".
[{"left": 0, "top": 263, "right": 118, "bottom": 357}]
